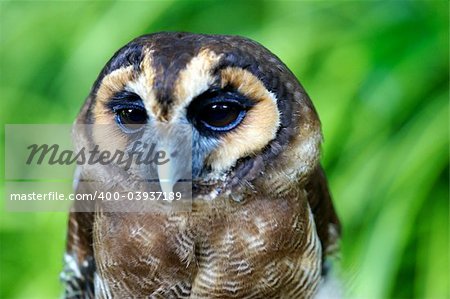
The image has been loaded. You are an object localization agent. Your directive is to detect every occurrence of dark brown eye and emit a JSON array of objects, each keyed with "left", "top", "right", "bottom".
[
  {"left": 198, "top": 102, "right": 246, "bottom": 131},
  {"left": 115, "top": 107, "right": 148, "bottom": 133},
  {"left": 186, "top": 88, "right": 253, "bottom": 134}
]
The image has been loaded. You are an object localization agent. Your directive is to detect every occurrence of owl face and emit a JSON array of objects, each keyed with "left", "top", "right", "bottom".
[{"left": 79, "top": 32, "right": 322, "bottom": 198}]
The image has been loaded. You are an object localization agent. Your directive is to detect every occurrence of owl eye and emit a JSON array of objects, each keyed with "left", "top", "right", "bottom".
[
  {"left": 114, "top": 106, "right": 148, "bottom": 133},
  {"left": 198, "top": 102, "right": 246, "bottom": 131},
  {"left": 187, "top": 89, "right": 252, "bottom": 134}
]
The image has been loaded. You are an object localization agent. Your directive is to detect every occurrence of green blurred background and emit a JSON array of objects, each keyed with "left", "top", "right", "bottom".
[{"left": 0, "top": 1, "right": 448, "bottom": 298}]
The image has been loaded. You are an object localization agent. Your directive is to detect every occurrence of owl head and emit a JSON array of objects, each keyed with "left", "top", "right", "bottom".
[{"left": 75, "top": 32, "right": 323, "bottom": 202}]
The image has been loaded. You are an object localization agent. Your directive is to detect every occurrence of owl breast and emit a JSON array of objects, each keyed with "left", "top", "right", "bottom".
[{"left": 93, "top": 194, "right": 322, "bottom": 299}]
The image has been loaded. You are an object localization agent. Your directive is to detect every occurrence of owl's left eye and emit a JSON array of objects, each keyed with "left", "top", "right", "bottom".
[
  {"left": 187, "top": 89, "right": 252, "bottom": 134},
  {"left": 197, "top": 102, "right": 246, "bottom": 131},
  {"left": 114, "top": 106, "right": 148, "bottom": 133}
]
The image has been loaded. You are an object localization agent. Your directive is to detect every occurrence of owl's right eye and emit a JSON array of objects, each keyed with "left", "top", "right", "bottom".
[
  {"left": 108, "top": 91, "right": 148, "bottom": 133},
  {"left": 113, "top": 106, "right": 148, "bottom": 133}
]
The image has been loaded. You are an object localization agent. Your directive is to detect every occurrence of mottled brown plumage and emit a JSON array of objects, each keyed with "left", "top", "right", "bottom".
[{"left": 62, "top": 32, "right": 340, "bottom": 298}]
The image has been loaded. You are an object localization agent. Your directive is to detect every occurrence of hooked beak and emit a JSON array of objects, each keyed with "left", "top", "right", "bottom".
[
  {"left": 154, "top": 126, "right": 192, "bottom": 196},
  {"left": 156, "top": 142, "right": 179, "bottom": 195}
]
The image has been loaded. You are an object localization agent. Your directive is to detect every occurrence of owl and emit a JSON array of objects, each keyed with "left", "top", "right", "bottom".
[{"left": 61, "top": 32, "right": 340, "bottom": 299}]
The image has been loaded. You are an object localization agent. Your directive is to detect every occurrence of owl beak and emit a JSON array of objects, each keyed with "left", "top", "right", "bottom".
[
  {"left": 156, "top": 144, "right": 178, "bottom": 195},
  {"left": 155, "top": 142, "right": 191, "bottom": 196},
  {"left": 150, "top": 124, "right": 192, "bottom": 197}
]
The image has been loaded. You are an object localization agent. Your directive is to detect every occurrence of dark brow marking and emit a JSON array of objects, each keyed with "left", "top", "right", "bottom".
[{"left": 106, "top": 91, "right": 145, "bottom": 110}]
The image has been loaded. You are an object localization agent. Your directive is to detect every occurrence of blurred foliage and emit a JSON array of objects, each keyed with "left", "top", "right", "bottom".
[{"left": 0, "top": 1, "right": 448, "bottom": 299}]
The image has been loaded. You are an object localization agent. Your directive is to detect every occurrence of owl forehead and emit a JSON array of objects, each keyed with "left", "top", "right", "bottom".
[{"left": 92, "top": 33, "right": 279, "bottom": 116}]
